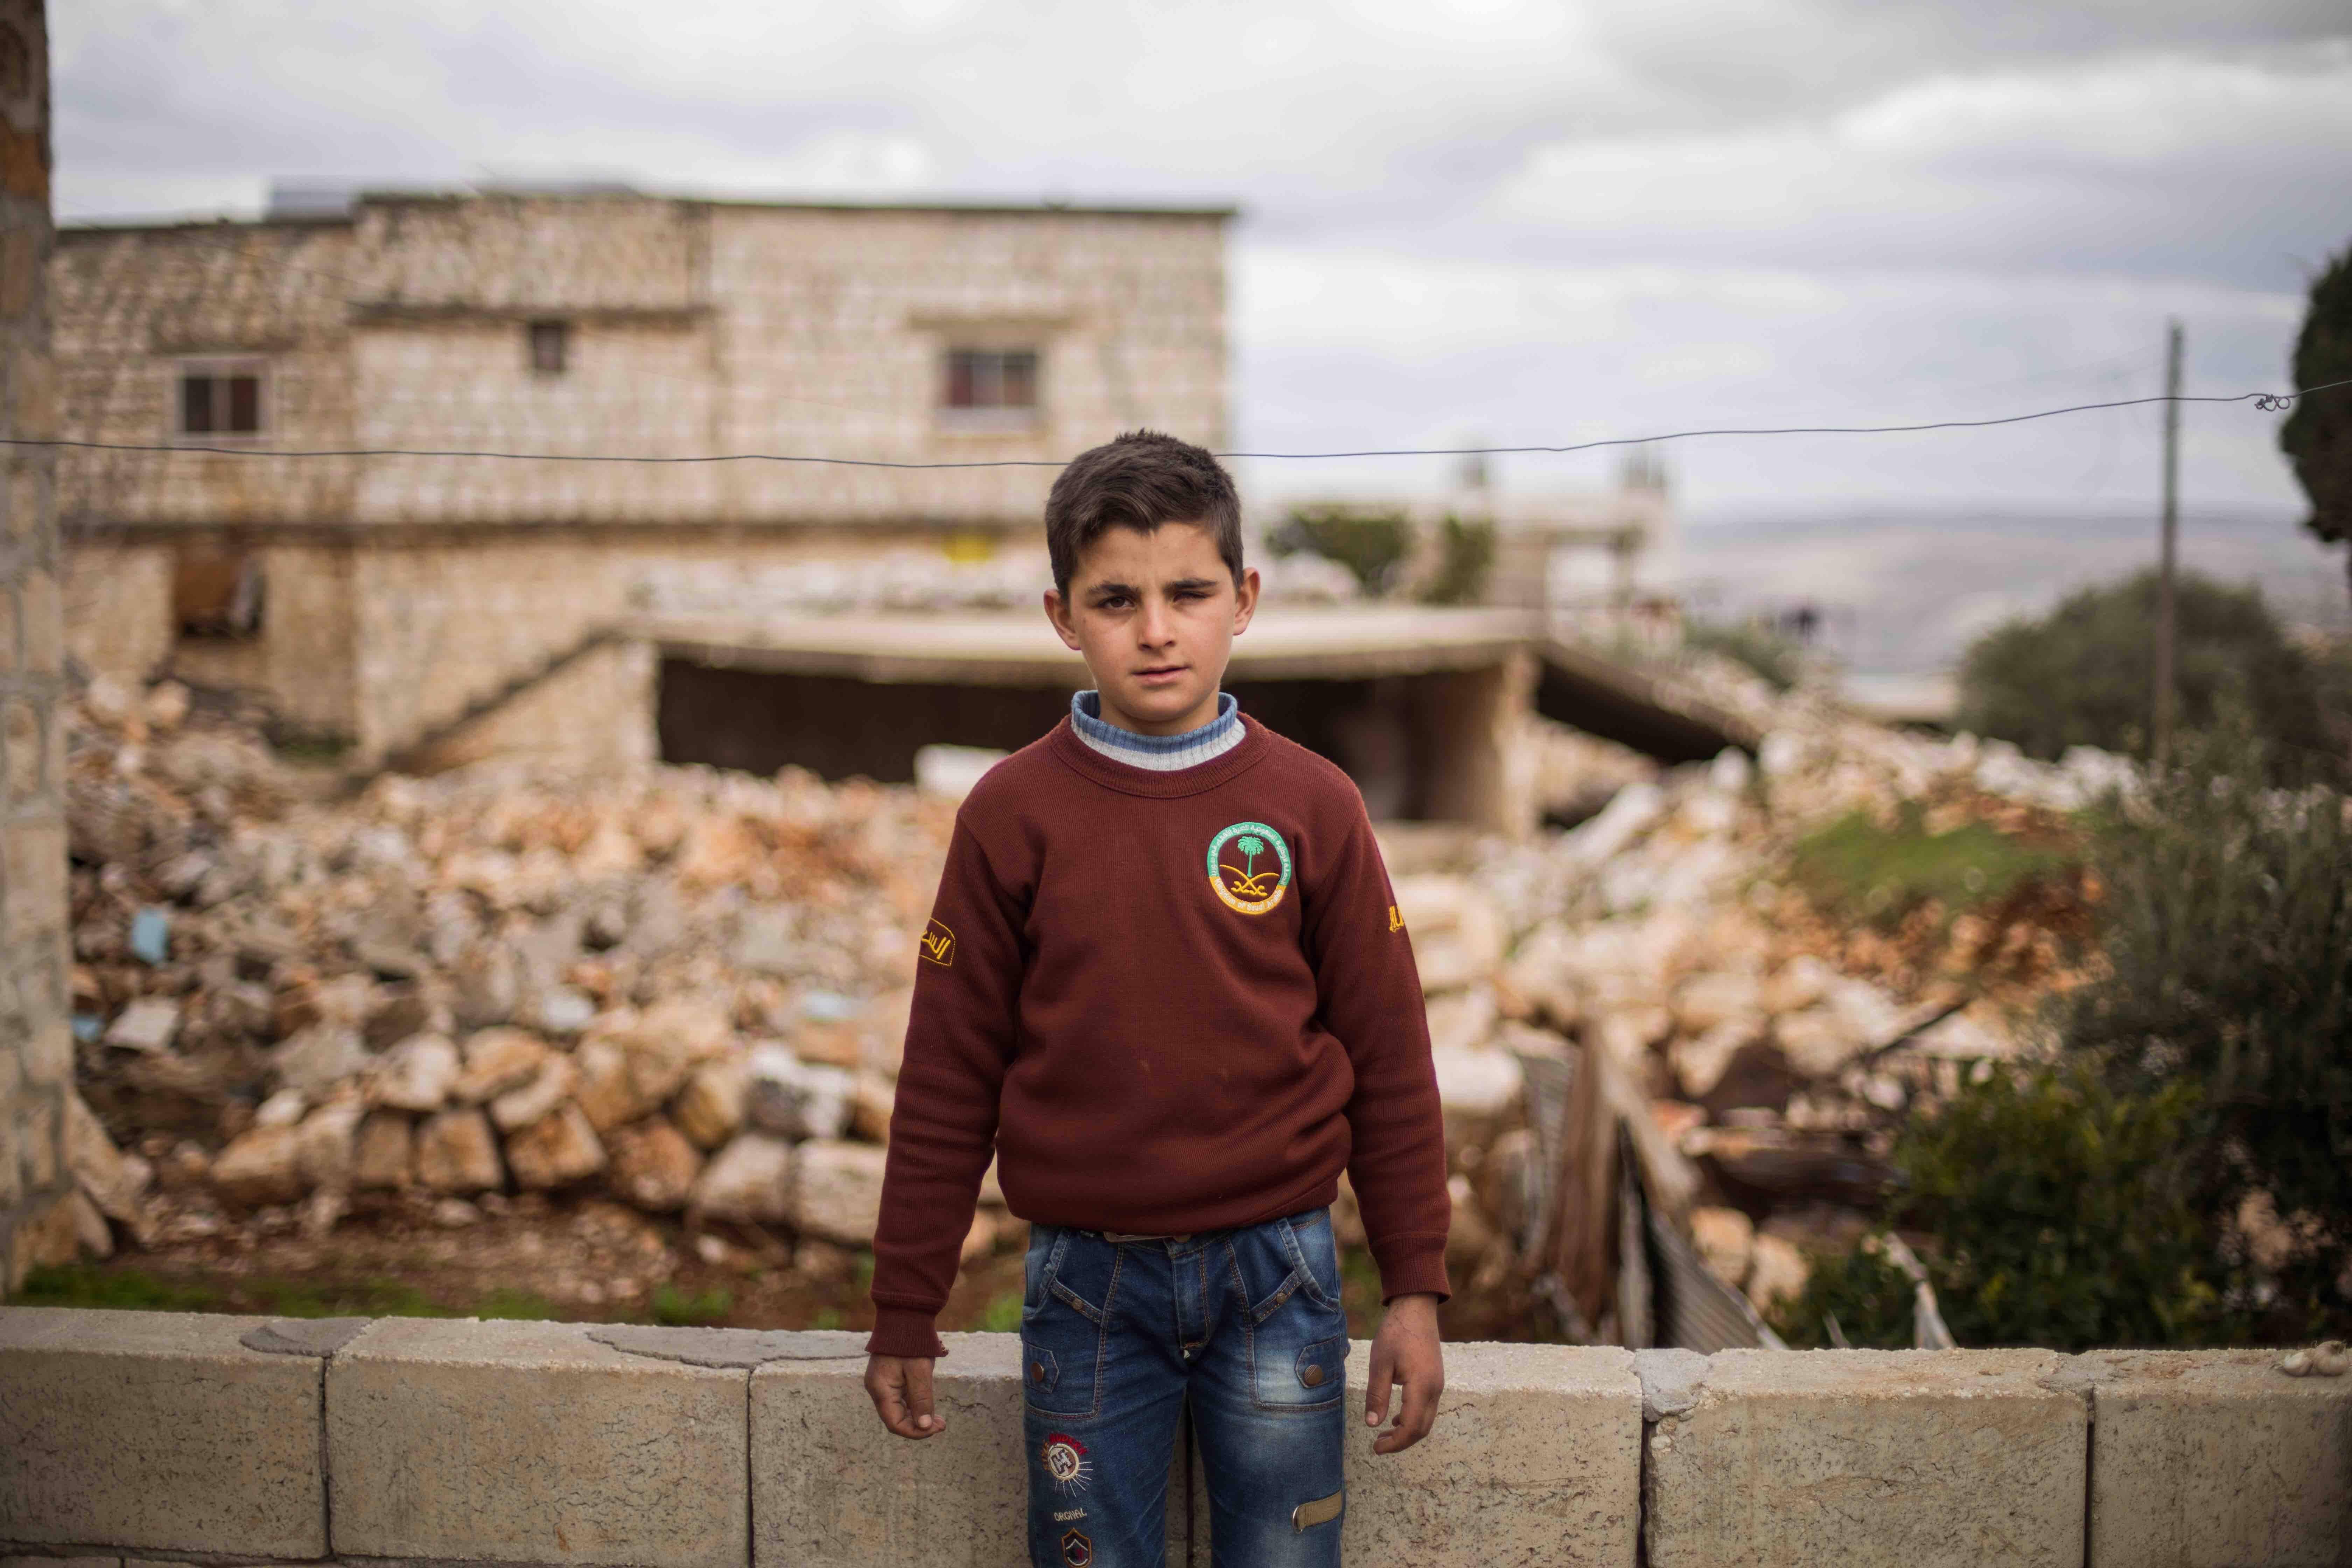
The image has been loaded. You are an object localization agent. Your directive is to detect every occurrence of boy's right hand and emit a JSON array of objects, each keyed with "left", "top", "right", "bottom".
[{"left": 865, "top": 1354, "right": 944, "bottom": 1439}]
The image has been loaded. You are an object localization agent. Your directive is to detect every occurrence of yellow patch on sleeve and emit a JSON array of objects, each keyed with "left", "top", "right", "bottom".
[{"left": 918, "top": 917, "right": 956, "bottom": 967}]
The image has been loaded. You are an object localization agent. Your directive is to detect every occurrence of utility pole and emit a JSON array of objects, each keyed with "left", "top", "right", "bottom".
[{"left": 2152, "top": 319, "right": 2183, "bottom": 767}]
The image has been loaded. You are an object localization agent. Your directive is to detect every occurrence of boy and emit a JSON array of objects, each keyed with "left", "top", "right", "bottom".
[{"left": 864, "top": 430, "right": 1450, "bottom": 1568}]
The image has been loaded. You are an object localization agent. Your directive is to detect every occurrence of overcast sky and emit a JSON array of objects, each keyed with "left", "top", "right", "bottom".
[{"left": 50, "top": 2, "right": 2352, "bottom": 652}]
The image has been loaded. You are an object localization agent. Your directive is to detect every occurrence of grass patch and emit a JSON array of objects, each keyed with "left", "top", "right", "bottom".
[
  {"left": 652, "top": 1283, "right": 734, "bottom": 1327},
  {"left": 18, "top": 1265, "right": 227, "bottom": 1313},
  {"left": 976, "top": 1290, "right": 1024, "bottom": 1333},
  {"left": 1789, "top": 804, "right": 2074, "bottom": 932}
]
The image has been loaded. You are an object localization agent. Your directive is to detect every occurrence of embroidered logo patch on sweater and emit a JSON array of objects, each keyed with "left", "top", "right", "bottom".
[{"left": 1206, "top": 820, "right": 1293, "bottom": 916}]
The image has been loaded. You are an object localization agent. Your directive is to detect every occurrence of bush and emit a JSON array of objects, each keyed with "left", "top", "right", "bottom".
[
  {"left": 2281, "top": 241, "right": 2352, "bottom": 596},
  {"left": 1270, "top": 506, "right": 1415, "bottom": 597},
  {"left": 1770, "top": 1061, "right": 2226, "bottom": 1350},
  {"left": 1955, "top": 570, "right": 2330, "bottom": 777},
  {"left": 1683, "top": 619, "right": 1805, "bottom": 691},
  {"left": 2062, "top": 724, "right": 2352, "bottom": 1331},
  {"left": 1419, "top": 514, "right": 1496, "bottom": 606}
]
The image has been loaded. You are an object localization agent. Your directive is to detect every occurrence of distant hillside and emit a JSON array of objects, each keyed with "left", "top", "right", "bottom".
[{"left": 1677, "top": 507, "right": 2345, "bottom": 677}]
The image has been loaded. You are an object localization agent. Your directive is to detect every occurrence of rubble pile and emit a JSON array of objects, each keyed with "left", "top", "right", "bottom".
[
  {"left": 1412, "top": 690, "right": 2122, "bottom": 1321},
  {"left": 59, "top": 662, "right": 2122, "bottom": 1335},
  {"left": 64, "top": 674, "right": 1003, "bottom": 1263}
]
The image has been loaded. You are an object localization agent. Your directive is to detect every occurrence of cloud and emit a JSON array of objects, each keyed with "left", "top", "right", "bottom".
[{"left": 1496, "top": 45, "right": 2352, "bottom": 285}]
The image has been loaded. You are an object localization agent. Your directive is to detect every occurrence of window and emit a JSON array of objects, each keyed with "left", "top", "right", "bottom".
[
  {"left": 944, "top": 348, "right": 1038, "bottom": 412},
  {"left": 528, "top": 319, "right": 570, "bottom": 375},
  {"left": 178, "top": 363, "right": 264, "bottom": 436},
  {"left": 173, "top": 546, "right": 265, "bottom": 639}
]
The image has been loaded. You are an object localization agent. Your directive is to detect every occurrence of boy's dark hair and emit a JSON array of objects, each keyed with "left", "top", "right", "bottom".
[{"left": 1045, "top": 430, "right": 1244, "bottom": 600}]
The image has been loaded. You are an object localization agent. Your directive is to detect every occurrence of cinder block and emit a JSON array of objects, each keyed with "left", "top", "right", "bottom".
[
  {"left": 2085, "top": 1349, "right": 2352, "bottom": 1568},
  {"left": 751, "top": 1331, "right": 1034, "bottom": 1568},
  {"left": 1334, "top": 1341, "right": 1639, "bottom": 1566},
  {"left": 0, "top": 1307, "right": 327, "bottom": 1558},
  {"left": 326, "top": 1316, "right": 746, "bottom": 1568},
  {"left": 754, "top": 1334, "right": 1638, "bottom": 1568},
  {"left": 1644, "top": 1349, "right": 2086, "bottom": 1568}
]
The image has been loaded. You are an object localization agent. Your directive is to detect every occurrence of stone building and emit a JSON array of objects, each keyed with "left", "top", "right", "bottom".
[{"left": 55, "top": 187, "right": 1231, "bottom": 768}]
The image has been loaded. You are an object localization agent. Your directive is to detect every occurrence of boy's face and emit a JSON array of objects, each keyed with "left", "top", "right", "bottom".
[{"left": 1043, "top": 520, "right": 1260, "bottom": 736}]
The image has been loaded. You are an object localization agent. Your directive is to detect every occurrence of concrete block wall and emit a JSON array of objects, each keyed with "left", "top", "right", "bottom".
[
  {"left": 6, "top": 1310, "right": 2349, "bottom": 1568},
  {"left": 0, "top": 0, "right": 77, "bottom": 1296}
]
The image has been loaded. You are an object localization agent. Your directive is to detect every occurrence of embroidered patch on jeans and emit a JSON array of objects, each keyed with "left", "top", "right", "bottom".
[
  {"left": 1292, "top": 1489, "right": 1344, "bottom": 1532},
  {"left": 1059, "top": 1528, "right": 1094, "bottom": 1566},
  {"left": 1040, "top": 1432, "right": 1092, "bottom": 1494}
]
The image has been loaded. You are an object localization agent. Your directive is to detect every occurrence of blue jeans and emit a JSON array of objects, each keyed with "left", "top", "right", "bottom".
[{"left": 1020, "top": 1206, "right": 1350, "bottom": 1568}]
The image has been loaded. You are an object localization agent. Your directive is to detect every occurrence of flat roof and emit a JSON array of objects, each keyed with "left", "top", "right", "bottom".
[
  {"left": 61, "top": 190, "right": 1237, "bottom": 238},
  {"left": 644, "top": 605, "right": 1537, "bottom": 686}
]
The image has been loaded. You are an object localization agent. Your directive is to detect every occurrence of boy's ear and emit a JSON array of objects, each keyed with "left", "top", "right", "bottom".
[
  {"left": 1043, "top": 586, "right": 1083, "bottom": 651},
  {"left": 1230, "top": 567, "right": 1261, "bottom": 636}
]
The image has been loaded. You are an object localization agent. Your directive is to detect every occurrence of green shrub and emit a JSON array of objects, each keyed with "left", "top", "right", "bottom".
[
  {"left": 1271, "top": 506, "right": 1415, "bottom": 597},
  {"left": 1768, "top": 1241, "right": 1918, "bottom": 1350},
  {"left": 1684, "top": 619, "right": 1805, "bottom": 692},
  {"left": 1771, "top": 1061, "right": 2226, "bottom": 1350},
  {"left": 2062, "top": 724, "right": 2352, "bottom": 1330},
  {"left": 1955, "top": 570, "right": 2330, "bottom": 776},
  {"left": 2280, "top": 241, "right": 2352, "bottom": 596},
  {"left": 1419, "top": 514, "right": 1496, "bottom": 606}
]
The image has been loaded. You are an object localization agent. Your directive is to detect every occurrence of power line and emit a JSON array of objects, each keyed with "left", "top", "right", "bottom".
[{"left": 7, "top": 378, "right": 2350, "bottom": 469}]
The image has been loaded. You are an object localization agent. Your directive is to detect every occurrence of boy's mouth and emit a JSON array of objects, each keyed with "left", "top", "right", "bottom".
[{"left": 1134, "top": 664, "right": 1188, "bottom": 684}]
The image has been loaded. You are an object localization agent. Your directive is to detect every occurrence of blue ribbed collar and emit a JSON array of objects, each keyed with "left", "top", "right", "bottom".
[{"left": 1071, "top": 689, "right": 1240, "bottom": 755}]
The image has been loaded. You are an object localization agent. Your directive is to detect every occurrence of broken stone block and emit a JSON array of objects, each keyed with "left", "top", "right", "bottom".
[
  {"left": 1672, "top": 1020, "right": 1757, "bottom": 1101},
  {"left": 454, "top": 1027, "right": 552, "bottom": 1104},
  {"left": 690, "top": 1133, "right": 794, "bottom": 1224},
  {"left": 210, "top": 1125, "right": 305, "bottom": 1208},
  {"left": 371, "top": 1032, "right": 460, "bottom": 1112},
  {"left": 1674, "top": 971, "right": 1761, "bottom": 1035},
  {"left": 672, "top": 1058, "right": 748, "bottom": 1149},
  {"left": 62, "top": 1090, "right": 148, "bottom": 1225},
  {"left": 490, "top": 1054, "right": 578, "bottom": 1133},
  {"left": 606, "top": 1117, "right": 703, "bottom": 1212},
  {"left": 352, "top": 1111, "right": 413, "bottom": 1189},
  {"left": 254, "top": 1087, "right": 308, "bottom": 1129},
  {"left": 745, "top": 1046, "right": 854, "bottom": 1141},
  {"left": 503, "top": 1102, "right": 606, "bottom": 1190},
  {"left": 104, "top": 997, "right": 181, "bottom": 1054},
  {"left": 573, "top": 1037, "right": 665, "bottom": 1132},
  {"left": 414, "top": 1107, "right": 504, "bottom": 1193},
  {"left": 1689, "top": 1205, "right": 1756, "bottom": 1288},
  {"left": 294, "top": 1101, "right": 364, "bottom": 1191},
  {"left": 789, "top": 1138, "right": 888, "bottom": 1246},
  {"left": 1760, "top": 954, "right": 1835, "bottom": 1015},
  {"left": 269, "top": 1024, "right": 369, "bottom": 1096},
  {"left": 1774, "top": 1007, "right": 1867, "bottom": 1079},
  {"left": 1744, "top": 1232, "right": 1809, "bottom": 1314},
  {"left": 451, "top": 943, "right": 520, "bottom": 1028}
]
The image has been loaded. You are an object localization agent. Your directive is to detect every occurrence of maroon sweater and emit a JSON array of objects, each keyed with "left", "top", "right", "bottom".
[{"left": 865, "top": 712, "right": 1452, "bottom": 1358}]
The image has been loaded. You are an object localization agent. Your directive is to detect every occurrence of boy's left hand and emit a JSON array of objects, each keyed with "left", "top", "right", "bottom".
[{"left": 1363, "top": 1293, "right": 1444, "bottom": 1454}]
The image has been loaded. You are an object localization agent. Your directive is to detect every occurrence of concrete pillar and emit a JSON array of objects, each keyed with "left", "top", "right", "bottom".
[
  {"left": 1414, "top": 652, "right": 1537, "bottom": 839},
  {"left": 0, "top": 0, "right": 70, "bottom": 1297}
]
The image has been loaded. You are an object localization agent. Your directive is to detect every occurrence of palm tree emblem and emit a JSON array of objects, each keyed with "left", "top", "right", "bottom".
[{"left": 1225, "top": 833, "right": 1278, "bottom": 896}]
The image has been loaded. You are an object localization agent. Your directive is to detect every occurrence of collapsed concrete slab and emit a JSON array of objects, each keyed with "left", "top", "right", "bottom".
[
  {"left": 0, "top": 1307, "right": 326, "bottom": 1558},
  {"left": 2082, "top": 1349, "right": 2352, "bottom": 1568},
  {"left": 326, "top": 1316, "right": 746, "bottom": 1568},
  {"left": 1643, "top": 1348, "right": 2086, "bottom": 1568}
]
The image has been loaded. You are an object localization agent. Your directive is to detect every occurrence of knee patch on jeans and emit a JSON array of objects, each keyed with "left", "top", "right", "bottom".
[{"left": 1292, "top": 1488, "right": 1343, "bottom": 1532}]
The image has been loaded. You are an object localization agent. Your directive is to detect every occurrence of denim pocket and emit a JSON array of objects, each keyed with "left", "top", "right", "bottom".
[
  {"left": 1278, "top": 1210, "right": 1345, "bottom": 1313},
  {"left": 1021, "top": 1231, "right": 1120, "bottom": 1419}
]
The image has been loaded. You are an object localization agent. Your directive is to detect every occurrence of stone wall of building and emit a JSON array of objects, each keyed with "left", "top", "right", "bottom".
[
  {"left": 56, "top": 193, "right": 1229, "bottom": 532},
  {"left": 0, "top": 0, "right": 77, "bottom": 1292}
]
